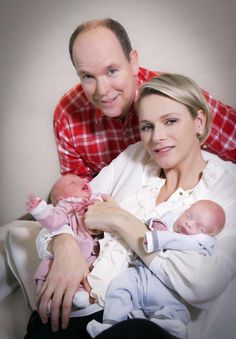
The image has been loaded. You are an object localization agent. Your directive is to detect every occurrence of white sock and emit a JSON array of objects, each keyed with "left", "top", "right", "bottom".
[
  {"left": 86, "top": 319, "right": 112, "bottom": 338},
  {"left": 72, "top": 291, "right": 90, "bottom": 309}
]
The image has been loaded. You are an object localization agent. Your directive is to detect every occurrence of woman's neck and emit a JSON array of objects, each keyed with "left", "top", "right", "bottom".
[{"left": 157, "top": 151, "right": 207, "bottom": 204}]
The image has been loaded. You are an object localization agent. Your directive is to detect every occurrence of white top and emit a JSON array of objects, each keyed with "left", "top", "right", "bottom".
[
  {"left": 37, "top": 141, "right": 236, "bottom": 338},
  {"left": 89, "top": 141, "right": 236, "bottom": 339}
]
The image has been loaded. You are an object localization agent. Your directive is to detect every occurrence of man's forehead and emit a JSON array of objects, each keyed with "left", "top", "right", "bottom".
[{"left": 73, "top": 28, "right": 126, "bottom": 64}]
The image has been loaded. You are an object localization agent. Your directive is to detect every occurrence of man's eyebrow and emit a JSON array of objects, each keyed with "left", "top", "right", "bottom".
[
  {"left": 106, "top": 63, "right": 119, "bottom": 68},
  {"left": 77, "top": 63, "right": 120, "bottom": 77},
  {"left": 77, "top": 70, "right": 91, "bottom": 76}
]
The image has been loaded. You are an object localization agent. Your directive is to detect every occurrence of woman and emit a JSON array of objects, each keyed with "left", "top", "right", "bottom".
[
  {"left": 85, "top": 74, "right": 236, "bottom": 338},
  {"left": 25, "top": 74, "right": 236, "bottom": 339}
]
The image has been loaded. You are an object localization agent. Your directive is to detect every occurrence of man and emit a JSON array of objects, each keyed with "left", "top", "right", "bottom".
[{"left": 54, "top": 18, "right": 236, "bottom": 181}]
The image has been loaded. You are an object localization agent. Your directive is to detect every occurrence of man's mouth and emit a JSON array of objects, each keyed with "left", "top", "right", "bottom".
[{"left": 100, "top": 94, "right": 119, "bottom": 105}]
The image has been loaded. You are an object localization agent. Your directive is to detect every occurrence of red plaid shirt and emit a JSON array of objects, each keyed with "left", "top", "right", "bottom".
[{"left": 54, "top": 67, "right": 236, "bottom": 180}]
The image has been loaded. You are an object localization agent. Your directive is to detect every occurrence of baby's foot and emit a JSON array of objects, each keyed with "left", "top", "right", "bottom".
[
  {"left": 72, "top": 291, "right": 91, "bottom": 309},
  {"left": 86, "top": 320, "right": 112, "bottom": 338}
]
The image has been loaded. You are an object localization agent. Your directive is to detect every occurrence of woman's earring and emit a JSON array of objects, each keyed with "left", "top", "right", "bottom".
[{"left": 196, "top": 131, "right": 202, "bottom": 139}]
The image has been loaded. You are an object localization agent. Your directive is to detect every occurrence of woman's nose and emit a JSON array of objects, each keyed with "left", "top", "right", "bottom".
[{"left": 152, "top": 126, "right": 166, "bottom": 142}]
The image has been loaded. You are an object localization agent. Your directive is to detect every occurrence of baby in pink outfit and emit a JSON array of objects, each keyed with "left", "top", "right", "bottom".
[{"left": 27, "top": 174, "right": 102, "bottom": 309}]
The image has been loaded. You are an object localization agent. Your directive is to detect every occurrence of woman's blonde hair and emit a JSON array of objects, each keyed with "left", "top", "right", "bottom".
[{"left": 137, "top": 73, "right": 212, "bottom": 144}]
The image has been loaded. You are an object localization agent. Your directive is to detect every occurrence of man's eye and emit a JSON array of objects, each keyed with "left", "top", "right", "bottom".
[
  {"left": 108, "top": 68, "right": 118, "bottom": 76},
  {"left": 82, "top": 74, "right": 94, "bottom": 82}
]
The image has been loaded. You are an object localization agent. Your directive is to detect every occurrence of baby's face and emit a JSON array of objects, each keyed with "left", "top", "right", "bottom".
[
  {"left": 55, "top": 174, "right": 92, "bottom": 200},
  {"left": 173, "top": 203, "right": 216, "bottom": 235}
]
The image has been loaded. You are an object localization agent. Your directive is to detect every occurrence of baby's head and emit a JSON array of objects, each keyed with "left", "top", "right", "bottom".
[
  {"left": 50, "top": 174, "right": 92, "bottom": 206},
  {"left": 173, "top": 200, "right": 225, "bottom": 236}
]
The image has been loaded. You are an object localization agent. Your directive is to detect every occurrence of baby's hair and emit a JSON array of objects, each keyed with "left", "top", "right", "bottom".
[
  {"left": 49, "top": 177, "right": 64, "bottom": 206},
  {"left": 49, "top": 186, "right": 59, "bottom": 206},
  {"left": 194, "top": 200, "right": 225, "bottom": 236}
]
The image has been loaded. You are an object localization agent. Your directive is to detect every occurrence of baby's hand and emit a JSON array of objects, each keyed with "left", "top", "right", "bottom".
[
  {"left": 26, "top": 194, "right": 42, "bottom": 211},
  {"left": 152, "top": 220, "right": 168, "bottom": 231}
]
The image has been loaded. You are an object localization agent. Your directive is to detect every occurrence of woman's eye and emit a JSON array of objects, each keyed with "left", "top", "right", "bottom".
[
  {"left": 140, "top": 125, "right": 153, "bottom": 132},
  {"left": 165, "top": 118, "right": 177, "bottom": 125}
]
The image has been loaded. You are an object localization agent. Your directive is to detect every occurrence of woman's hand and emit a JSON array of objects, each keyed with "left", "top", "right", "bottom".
[
  {"left": 85, "top": 194, "right": 122, "bottom": 233},
  {"left": 36, "top": 234, "right": 90, "bottom": 332}
]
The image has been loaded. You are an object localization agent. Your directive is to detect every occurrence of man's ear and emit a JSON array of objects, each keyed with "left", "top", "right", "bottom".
[{"left": 129, "top": 50, "right": 139, "bottom": 75}]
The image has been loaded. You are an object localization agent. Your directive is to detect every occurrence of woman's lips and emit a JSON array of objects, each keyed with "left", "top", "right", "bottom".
[{"left": 154, "top": 146, "right": 174, "bottom": 154}]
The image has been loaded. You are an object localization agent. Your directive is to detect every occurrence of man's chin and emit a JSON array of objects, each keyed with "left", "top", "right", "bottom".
[{"left": 102, "top": 109, "right": 123, "bottom": 118}]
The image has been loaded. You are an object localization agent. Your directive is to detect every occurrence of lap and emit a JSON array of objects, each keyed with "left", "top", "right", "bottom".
[
  {"left": 24, "top": 310, "right": 103, "bottom": 339},
  {"left": 95, "top": 318, "right": 179, "bottom": 339},
  {"left": 24, "top": 312, "right": 179, "bottom": 339}
]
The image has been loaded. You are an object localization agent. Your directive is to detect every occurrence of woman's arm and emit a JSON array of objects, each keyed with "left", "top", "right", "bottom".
[
  {"left": 37, "top": 234, "right": 90, "bottom": 332},
  {"left": 85, "top": 196, "right": 236, "bottom": 307},
  {"left": 85, "top": 195, "right": 156, "bottom": 266},
  {"left": 148, "top": 236, "right": 236, "bottom": 306}
]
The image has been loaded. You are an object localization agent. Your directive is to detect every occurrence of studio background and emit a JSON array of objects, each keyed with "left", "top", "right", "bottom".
[{"left": 0, "top": 0, "right": 235, "bottom": 225}]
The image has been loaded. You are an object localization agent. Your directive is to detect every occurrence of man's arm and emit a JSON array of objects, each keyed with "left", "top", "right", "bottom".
[
  {"left": 202, "top": 90, "right": 236, "bottom": 162},
  {"left": 54, "top": 116, "right": 93, "bottom": 179}
]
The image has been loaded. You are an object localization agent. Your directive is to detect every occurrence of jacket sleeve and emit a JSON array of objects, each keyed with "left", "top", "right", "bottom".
[
  {"left": 202, "top": 90, "right": 236, "bottom": 163},
  {"left": 30, "top": 200, "right": 70, "bottom": 231}
]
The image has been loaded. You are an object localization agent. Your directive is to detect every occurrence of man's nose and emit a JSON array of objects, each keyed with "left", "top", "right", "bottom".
[{"left": 96, "top": 76, "right": 110, "bottom": 96}]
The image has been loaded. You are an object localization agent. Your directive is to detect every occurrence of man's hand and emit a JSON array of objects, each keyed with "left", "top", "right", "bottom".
[{"left": 36, "top": 234, "right": 89, "bottom": 332}]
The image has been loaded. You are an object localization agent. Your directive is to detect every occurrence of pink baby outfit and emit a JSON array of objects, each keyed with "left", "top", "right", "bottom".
[{"left": 30, "top": 197, "right": 101, "bottom": 291}]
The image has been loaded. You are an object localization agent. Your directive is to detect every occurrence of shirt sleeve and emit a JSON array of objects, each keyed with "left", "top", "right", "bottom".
[
  {"left": 53, "top": 107, "right": 94, "bottom": 180},
  {"left": 35, "top": 225, "right": 75, "bottom": 259},
  {"left": 144, "top": 231, "right": 215, "bottom": 255},
  {"left": 202, "top": 90, "right": 236, "bottom": 163},
  {"left": 31, "top": 199, "right": 71, "bottom": 232}
]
